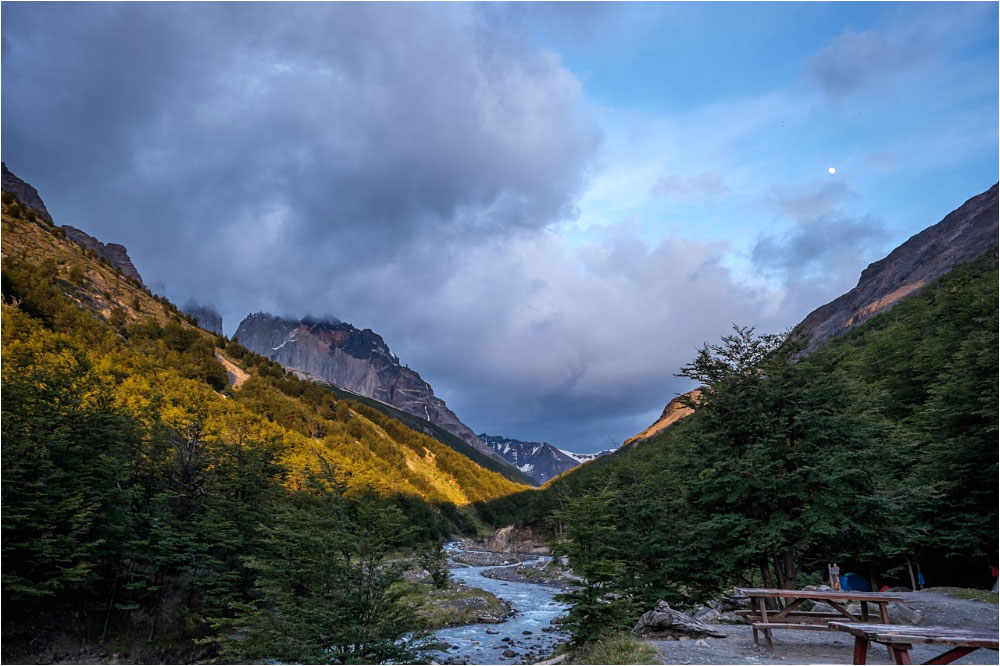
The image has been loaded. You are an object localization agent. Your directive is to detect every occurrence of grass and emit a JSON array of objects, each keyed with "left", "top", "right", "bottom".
[
  {"left": 568, "top": 633, "right": 658, "bottom": 665},
  {"left": 926, "top": 587, "right": 999, "bottom": 604},
  {"left": 399, "top": 581, "right": 510, "bottom": 629}
]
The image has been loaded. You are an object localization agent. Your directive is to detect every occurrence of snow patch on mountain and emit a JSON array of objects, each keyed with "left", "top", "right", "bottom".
[{"left": 478, "top": 434, "right": 619, "bottom": 485}]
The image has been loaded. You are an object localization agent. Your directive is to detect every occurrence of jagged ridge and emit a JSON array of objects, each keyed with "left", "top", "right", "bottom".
[
  {"left": 792, "top": 183, "right": 999, "bottom": 353},
  {"left": 477, "top": 434, "right": 582, "bottom": 485},
  {"left": 234, "top": 312, "right": 517, "bottom": 471}
]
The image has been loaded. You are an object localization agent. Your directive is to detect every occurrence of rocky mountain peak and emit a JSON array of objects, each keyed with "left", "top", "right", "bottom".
[
  {"left": 791, "top": 183, "right": 998, "bottom": 353},
  {"left": 2, "top": 163, "right": 145, "bottom": 286},
  {"left": 60, "top": 226, "right": 144, "bottom": 286},
  {"left": 625, "top": 389, "right": 701, "bottom": 445},
  {"left": 182, "top": 300, "right": 223, "bottom": 335},
  {"left": 1, "top": 162, "right": 53, "bottom": 222},
  {"left": 234, "top": 312, "right": 513, "bottom": 469},
  {"left": 478, "top": 433, "right": 619, "bottom": 484}
]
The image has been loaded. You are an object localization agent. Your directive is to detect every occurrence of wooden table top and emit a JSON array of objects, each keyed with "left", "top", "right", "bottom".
[
  {"left": 736, "top": 588, "right": 905, "bottom": 602},
  {"left": 828, "top": 622, "right": 1000, "bottom": 649}
]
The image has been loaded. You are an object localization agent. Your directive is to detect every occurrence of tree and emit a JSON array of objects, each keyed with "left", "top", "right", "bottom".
[
  {"left": 554, "top": 486, "right": 640, "bottom": 647},
  {"left": 676, "top": 325, "right": 898, "bottom": 589},
  {"left": 216, "top": 478, "right": 427, "bottom": 664},
  {"left": 417, "top": 541, "right": 450, "bottom": 589}
]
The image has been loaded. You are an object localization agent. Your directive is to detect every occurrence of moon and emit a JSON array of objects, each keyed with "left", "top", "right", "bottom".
[{"left": 828, "top": 167, "right": 837, "bottom": 175}]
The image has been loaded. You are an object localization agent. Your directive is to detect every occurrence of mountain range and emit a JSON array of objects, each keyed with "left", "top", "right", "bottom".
[
  {"left": 6, "top": 160, "right": 996, "bottom": 490},
  {"left": 476, "top": 434, "right": 616, "bottom": 485},
  {"left": 4, "top": 161, "right": 996, "bottom": 660}
]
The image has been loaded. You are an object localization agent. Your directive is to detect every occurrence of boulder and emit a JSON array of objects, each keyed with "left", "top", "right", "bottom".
[
  {"left": 887, "top": 602, "right": 922, "bottom": 625},
  {"left": 717, "top": 611, "right": 747, "bottom": 625},
  {"left": 692, "top": 605, "right": 721, "bottom": 623},
  {"left": 632, "top": 600, "right": 728, "bottom": 639},
  {"left": 487, "top": 525, "right": 551, "bottom": 554},
  {"left": 714, "top": 594, "right": 751, "bottom": 612}
]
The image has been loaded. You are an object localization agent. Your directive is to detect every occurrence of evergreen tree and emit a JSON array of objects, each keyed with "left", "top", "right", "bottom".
[
  {"left": 216, "top": 477, "right": 428, "bottom": 664},
  {"left": 554, "top": 486, "right": 640, "bottom": 646}
]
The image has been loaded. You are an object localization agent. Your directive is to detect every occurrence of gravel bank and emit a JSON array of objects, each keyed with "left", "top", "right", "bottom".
[{"left": 651, "top": 589, "right": 998, "bottom": 665}]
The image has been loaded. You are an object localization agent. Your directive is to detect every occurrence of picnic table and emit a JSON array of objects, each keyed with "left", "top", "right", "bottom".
[
  {"left": 735, "top": 587, "right": 904, "bottom": 650},
  {"left": 828, "top": 622, "right": 999, "bottom": 665}
]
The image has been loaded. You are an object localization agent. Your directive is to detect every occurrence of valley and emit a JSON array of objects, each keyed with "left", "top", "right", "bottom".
[{"left": 2, "top": 169, "right": 997, "bottom": 664}]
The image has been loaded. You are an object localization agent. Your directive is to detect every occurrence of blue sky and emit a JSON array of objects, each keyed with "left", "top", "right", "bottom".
[{"left": 2, "top": 2, "right": 997, "bottom": 451}]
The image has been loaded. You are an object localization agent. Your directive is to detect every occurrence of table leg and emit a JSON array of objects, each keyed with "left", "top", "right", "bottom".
[
  {"left": 861, "top": 600, "right": 869, "bottom": 621},
  {"left": 878, "top": 602, "right": 893, "bottom": 660},
  {"left": 759, "top": 598, "right": 773, "bottom": 650},
  {"left": 889, "top": 644, "right": 912, "bottom": 665},
  {"left": 852, "top": 636, "right": 870, "bottom": 665},
  {"left": 924, "top": 646, "right": 977, "bottom": 665}
]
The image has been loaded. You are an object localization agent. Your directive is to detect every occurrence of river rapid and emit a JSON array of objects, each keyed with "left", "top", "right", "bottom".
[{"left": 426, "top": 543, "right": 570, "bottom": 665}]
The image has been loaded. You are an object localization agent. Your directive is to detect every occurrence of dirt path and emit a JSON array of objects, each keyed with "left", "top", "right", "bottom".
[
  {"left": 650, "top": 590, "right": 998, "bottom": 665},
  {"left": 215, "top": 351, "right": 250, "bottom": 389}
]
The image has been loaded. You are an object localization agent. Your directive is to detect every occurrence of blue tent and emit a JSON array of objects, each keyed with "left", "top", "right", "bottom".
[{"left": 840, "top": 572, "right": 871, "bottom": 592}]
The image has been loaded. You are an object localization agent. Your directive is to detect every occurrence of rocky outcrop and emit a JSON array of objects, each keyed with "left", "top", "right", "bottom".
[
  {"left": 792, "top": 183, "right": 999, "bottom": 353},
  {"left": 478, "top": 434, "right": 583, "bottom": 484},
  {"left": 2, "top": 162, "right": 53, "bottom": 222},
  {"left": 234, "top": 312, "right": 510, "bottom": 467},
  {"left": 60, "top": 225, "right": 144, "bottom": 286},
  {"left": 625, "top": 389, "right": 701, "bottom": 445},
  {"left": 487, "top": 524, "right": 554, "bottom": 555},
  {"left": 2, "top": 163, "right": 145, "bottom": 285},
  {"left": 632, "top": 600, "right": 728, "bottom": 639},
  {"left": 182, "top": 300, "right": 223, "bottom": 335}
]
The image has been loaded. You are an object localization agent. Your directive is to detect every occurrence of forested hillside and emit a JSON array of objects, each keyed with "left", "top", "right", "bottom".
[
  {"left": 482, "top": 251, "right": 998, "bottom": 643},
  {"left": 1, "top": 193, "right": 527, "bottom": 662}
]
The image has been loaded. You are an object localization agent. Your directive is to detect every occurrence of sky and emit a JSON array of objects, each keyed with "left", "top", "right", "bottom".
[{"left": 2, "top": 2, "right": 997, "bottom": 452}]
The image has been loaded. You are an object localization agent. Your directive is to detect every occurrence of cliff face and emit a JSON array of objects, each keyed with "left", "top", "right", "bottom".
[
  {"left": 235, "top": 312, "right": 511, "bottom": 467},
  {"left": 792, "top": 183, "right": 999, "bottom": 353},
  {"left": 2, "top": 162, "right": 53, "bottom": 222},
  {"left": 60, "top": 226, "right": 144, "bottom": 285},
  {"left": 182, "top": 300, "right": 223, "bottom": 335}
]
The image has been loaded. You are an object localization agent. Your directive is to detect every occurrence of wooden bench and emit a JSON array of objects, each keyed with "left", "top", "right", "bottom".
[
  {"left": 736, "top": 588, "right": 904, "bottom": 650},
  {"left": 829, "top": 622, "right": 1000, "bottom": 665}
]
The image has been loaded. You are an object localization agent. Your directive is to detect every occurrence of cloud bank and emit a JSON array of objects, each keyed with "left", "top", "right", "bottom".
[{"left": 3, "top": 3, "right": 994, "bottom": 450}]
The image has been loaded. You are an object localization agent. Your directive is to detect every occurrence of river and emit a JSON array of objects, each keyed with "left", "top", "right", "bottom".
[{"left": 426, "top": 543, "right": 570, "bottom": 665}]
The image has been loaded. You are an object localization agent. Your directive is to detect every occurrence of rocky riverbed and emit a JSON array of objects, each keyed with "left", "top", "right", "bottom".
[
  {"left": 426, "top": 543, "right": 571, "bottom": 665},
  {"left": 481, "top": 559, "right": 580, "bottom": 591}
]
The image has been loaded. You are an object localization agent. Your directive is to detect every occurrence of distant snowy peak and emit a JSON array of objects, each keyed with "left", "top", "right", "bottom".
[
  {"left": 557, "top": 447, "right": 618, "bottom": 464},
  {"left": 478, "top": 434, "right": 618, "bottom": 485}
]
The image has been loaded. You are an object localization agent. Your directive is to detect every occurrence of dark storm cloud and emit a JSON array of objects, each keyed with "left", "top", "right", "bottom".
[
  {"left": 805, "top": 26, "right": 929, "bottom": 100},
  {"left": 2, "top": 1, "right": 627, "bottom": 448},
  {"left": 1, "top": 3, "right": 859, "bottom": 453},
  {"left": 1, "top": 3, "right": 598, "bottom": 315},
  {"left": 342, "top": 226, "right": 784, "bottom": 451}
]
